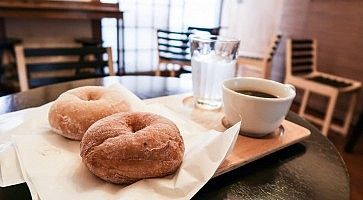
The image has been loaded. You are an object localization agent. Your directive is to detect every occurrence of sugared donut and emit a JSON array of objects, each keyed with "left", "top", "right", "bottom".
[
  {"left": 80, "top": 112, "right": 185, "bottom": 184},
  {"left": 48, "top": 86, "right": 130, "bottom": 140}
]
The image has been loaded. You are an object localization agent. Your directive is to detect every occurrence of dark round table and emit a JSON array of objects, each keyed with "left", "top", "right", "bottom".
[{"left": 0, "top": 76, "right": 349, "bottom": 200}]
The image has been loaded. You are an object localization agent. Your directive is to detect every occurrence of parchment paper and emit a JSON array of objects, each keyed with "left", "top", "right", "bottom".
[
  {"left": 0, "top": 103, "right": 52, "bottom": 187},
  {"left": 1, "top": 83, "right": 240, "bottom": 199}
]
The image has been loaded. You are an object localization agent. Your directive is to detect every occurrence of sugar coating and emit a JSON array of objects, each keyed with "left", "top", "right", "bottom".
[
  {"left": 48, "top": 86, "right": 130, "bottom": 141},
  {"left": 80, "top": 112, "right": 185, "bottom": 184}
]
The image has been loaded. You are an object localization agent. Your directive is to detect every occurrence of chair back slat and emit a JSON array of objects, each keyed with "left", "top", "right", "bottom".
[
  {"left": 292, "top": 60, "right": 313, "bottom": 67},
  {"left": 24, "top": 47, "right": 107, "bottom": 57},
  {"left": 157, "top": 29, "right": 191, "bottom": 61},
  {"left": 288, "top": 39, "right": 316, "bottom": 75},
  {"left": 292, "top": 46, "right": 313, "bottom": 52},
  {"left": 158, "top": 49, "right": 189, "bottom": 56},
  {"left": 158, "top": 43, "right": 189, "bottom": 49},
  {"left": 29, "top": 74, "right": 103, "bottom": 88},
  {"left": 27, "top": 61, "right": 109, "bottom": 72},
  {"left": 15, "top": 45, "right": 113, "bottom": 91},
  {"left": 157, "top": 36, "right": 189, "bottom": 43},
  {"left": 292, "top": 54, "right": 313, "bottom": 59},
  {"left": 157, "top": 29, "right": 190, "bottom": 35},
  {"left": 291, "top": 39, "right": 313, "bottom": 45},
  {"left": 291, "top": 66, "right": 314, "bottom": 74}
]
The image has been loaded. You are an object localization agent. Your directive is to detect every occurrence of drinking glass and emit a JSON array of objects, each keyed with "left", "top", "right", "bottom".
[{"left": 190, "top": 35, "right": 240, "bottom": 110}]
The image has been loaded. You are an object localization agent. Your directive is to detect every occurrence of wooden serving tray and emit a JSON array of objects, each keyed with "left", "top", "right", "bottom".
[{"left": 144, "top": 93, "right": 311, "bottom": 177}]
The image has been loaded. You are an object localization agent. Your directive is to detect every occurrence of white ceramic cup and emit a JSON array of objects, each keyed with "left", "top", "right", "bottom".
[{"left": 222, "top": 77, "right": 296, "bottom": 137}]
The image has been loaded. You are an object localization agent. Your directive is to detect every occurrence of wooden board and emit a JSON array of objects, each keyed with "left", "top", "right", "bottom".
[{"left": 144, "top": 93, "right": 311, "bottom": 177}]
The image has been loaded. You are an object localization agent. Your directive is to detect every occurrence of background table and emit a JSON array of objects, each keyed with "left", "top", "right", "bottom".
[
  {"left": 0, "top": 0, "right": 124, "bottom": 73},
  {"left": 0, "top": 76, "right": 349, "bottom": 200}
]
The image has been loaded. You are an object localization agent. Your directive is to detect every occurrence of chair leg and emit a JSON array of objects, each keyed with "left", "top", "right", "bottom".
[
  {"left": 170, "top": 64, "right": 176, "bottom": 77},
  {"left": 341, "top": 92, "right": 358, "bottom": 136},
  {"left": 344, "top": 111, "right": 363, "bottom": 153},
  {"left": 262, "top": 63, "right": 270, "bottom": 79},
  {"left": 299, "top": 89, "right": 310, "bottom": 116},
  {"left": 322, "top": 92, "right": 338, "bottom": 136},
  {"left": 155, "top": 63, "right": 161, "bottom": 76},
  {"left": 258, "top": 65, "right": 267, "bottom": 79}
]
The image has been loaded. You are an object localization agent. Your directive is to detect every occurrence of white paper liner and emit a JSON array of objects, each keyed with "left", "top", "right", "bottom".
[
  {"left": 0, "top": 103, "right": 52, "bottom": 187},
  {"left": 1, "top": 83, "right": 240, "bottom": 200}
]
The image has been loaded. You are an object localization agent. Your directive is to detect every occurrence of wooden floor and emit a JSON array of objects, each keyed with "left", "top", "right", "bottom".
[{"left": 328, "top": 131, "right": 363, "bottom": 200}]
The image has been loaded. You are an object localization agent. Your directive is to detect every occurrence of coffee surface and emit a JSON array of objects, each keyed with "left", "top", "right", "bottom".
[{"left": 235, "top": 90, "right": 278, "bottom": 98}]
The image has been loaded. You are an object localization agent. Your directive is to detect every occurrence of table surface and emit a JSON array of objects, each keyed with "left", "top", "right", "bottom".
[{"left": 0, "top": 76, "right": 350, "bottom": 200}]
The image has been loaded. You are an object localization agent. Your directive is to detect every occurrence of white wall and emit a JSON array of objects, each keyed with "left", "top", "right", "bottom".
[{"left": 221, "top": 0, "right": 283, "bottom": 56}]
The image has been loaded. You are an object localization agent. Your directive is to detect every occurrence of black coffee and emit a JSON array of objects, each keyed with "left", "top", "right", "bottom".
[{"left": 235, "top": 90, "right": 278, "bottom": 98}]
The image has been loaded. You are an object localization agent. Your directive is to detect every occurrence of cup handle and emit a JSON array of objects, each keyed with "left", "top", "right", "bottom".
[{"left": 285, "top": 83, "right": 296, "bottom": 92}]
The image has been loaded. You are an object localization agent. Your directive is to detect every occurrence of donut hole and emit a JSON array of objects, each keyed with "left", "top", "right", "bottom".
[
  {"left": 131, "top": 122, "right": 147, "bottom": 133},
  {"left": 78, "top": 92, "right": 103, "bottom": 101},
  {"left": 87, "top": 92, "right": 102, "bottom": 101}
]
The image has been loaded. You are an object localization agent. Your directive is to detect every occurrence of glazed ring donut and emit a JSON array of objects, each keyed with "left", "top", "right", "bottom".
[
  {"left": 80, "top": 112, "right": 185, "bottom": 184},
  {"left": 48, "top": 86, "right": 130, "bottom": 140}
]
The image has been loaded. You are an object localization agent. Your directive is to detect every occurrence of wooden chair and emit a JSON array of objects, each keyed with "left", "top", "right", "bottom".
[
  {"left": 15, "top": 45, "right": 114, "bottom": 91},
  {"left": 237, "top": 34, "right": 282, "bottom": 79},
  {"left": 0, "top": 38, "right": 22, "bottom": 94},
  {"left": 156, "top": 29, "right": 191, "bottom": 77},
  {"left": 75, "top": 38, "right": 104, "bottom": 75},
  {"left": 285, "top": 38, "right": 361, "bottom": 136}
]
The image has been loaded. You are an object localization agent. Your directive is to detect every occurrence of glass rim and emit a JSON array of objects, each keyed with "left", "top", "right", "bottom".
[{"left": 190, "top": 34, "right": 240, "bottom": 43}]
